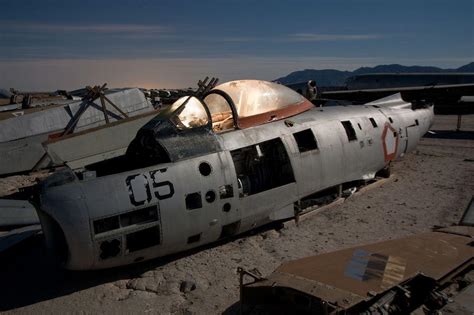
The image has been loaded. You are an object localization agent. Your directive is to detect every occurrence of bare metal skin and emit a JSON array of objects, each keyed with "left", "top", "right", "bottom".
[{"left": 35, "top": 81, "right": 434, "bottom": 270}]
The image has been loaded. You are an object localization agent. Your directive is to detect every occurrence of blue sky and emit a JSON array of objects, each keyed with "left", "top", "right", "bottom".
[{"left": 0, "top": 0, "right": 472, "bottom": 89}]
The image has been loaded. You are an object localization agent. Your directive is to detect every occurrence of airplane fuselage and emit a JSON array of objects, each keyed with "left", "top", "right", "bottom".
[{"left": 37, "top": 102, "right": 433, "bottom": 269}]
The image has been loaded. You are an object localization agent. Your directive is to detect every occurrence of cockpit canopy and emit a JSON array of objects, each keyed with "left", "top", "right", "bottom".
[
  {"left": 207, "top": 80, "right": 307, "bottom": 118},
  {"left": 169, "top": 80, "right": 312, "bottom": 132},
  {"left": 126, "top": 80, "right": 313, "bottom": 167}
]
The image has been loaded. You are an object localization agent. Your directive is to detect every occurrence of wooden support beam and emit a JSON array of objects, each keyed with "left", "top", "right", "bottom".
[
  {"left": 99, "top": 93, "right": 110, "bottom": 124},
  {"left": 62, "top": 100, "right": 91, "bottom": 135}
]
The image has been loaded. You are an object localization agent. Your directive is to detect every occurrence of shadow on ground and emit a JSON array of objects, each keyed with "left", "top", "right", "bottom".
[
  {"left": 223, "top": 302, "right": 241, "bottom": 315},
  {"left": 0, "top": 221, "right": 283, "bottom": 311},
  {"left": 0, "top": 234, "right": 139, "bottom": 311}
]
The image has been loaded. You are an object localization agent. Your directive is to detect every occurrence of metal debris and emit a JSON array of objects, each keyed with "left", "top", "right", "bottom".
[
  {"left": 0, "top": 86, "right": 154, "bottom": 175},
  {"left": 239, "top": 199, "right": 474, "bottom": 314},
  {"left": 0, "top": 199, "right": 39, "bottom": 227}
]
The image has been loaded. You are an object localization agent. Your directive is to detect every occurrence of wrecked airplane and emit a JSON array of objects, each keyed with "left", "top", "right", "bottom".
[
  {"left": 239, "top": 197, "right": 474, "bottom": 314},
  {"left": 32, "top": 80, "right": 434, "bottom": 269},
  {"left": 0, "top": 86, "right": 155, "bottom": 176}
]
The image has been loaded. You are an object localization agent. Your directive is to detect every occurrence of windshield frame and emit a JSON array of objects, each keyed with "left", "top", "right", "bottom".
[
  {"left": 203, "top": 89, "right": 239, "bottom": 131},
  {"left": 162, "top": 80, "right": 314, "bottom": 133},
  {"left": 169, "top": 95, "right": 212, "bottom": 131}
]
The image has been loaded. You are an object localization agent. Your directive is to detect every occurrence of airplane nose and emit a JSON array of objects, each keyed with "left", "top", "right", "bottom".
[
  {"left": 36, "top": 207, "right": 69, "bottom": 264},
  {"left": 38, "top": 173, "right": 95, "bottom": 269}
]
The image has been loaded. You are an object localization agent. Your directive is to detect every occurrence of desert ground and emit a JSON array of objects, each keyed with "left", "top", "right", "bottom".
[{"left": 0, "top": 114, "right": 473, "bottom": 314}]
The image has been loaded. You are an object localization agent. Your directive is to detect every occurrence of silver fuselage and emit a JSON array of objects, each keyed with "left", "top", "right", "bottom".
[{"left": 37, "top": 103, "right": 434, "bottom": 269}]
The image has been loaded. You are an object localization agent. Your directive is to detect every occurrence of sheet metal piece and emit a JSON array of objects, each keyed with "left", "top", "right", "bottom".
[
  {"left": 44, "top": 110, "right": 159, "bottom": 169},
  {"left": 0, "top": 199, "right": 39, "bottom": 227},
  {"left": 243, "top": 228, "right": 474, "bottom": 309},
  {"left": 0, "top": 88, "right": 154, "bottom": 175},
  {"left": 366, "top": 92, "right": 412, "bottom": 109},
  {"left": 0, "top": 104, "right": 22, "bottom": 112},
  {"left": 0, "top": 88, "right": 151, "bottom": 142}
]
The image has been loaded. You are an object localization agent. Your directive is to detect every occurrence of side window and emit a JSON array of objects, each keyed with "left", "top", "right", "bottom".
[
  {"left": 341, "top": 121, "right": 357, "bottom": 141},
  {"left": 369, "top": 117, "right": 378, "bottom": 128},
  {"left": 231, "top": 138, "right": 295, "bottom": 197},
  {"left": 293, "top": 129, "right": 318, "bottom": 152}
]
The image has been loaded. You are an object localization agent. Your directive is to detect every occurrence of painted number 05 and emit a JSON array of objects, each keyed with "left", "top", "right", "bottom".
[{"left": 126, "top": 169, "right": 174, "bottom": 206}]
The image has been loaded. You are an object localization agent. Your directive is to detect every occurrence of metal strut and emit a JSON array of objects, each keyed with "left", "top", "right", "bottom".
[
  {"left": 62, "top": 83, "right": 129, "bottom": 136},
  {"left": 195, "top": 77, "right": 219, "bottom": 97}
]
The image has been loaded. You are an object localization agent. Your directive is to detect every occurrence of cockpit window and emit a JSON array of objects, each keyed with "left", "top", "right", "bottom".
[
  {"left": 170, "top": 96, "right": 209, "bottom": 130},
  {"left": 212, "top": 80, "right": 305, "bottom": 118},
  {"left": 203, "top": 93, "right": 235, "bottom": 132}
]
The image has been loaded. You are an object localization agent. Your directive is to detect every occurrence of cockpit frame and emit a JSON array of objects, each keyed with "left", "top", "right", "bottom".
[
  {"left": 139, "top": 80, "right": 315, "bottom": 144},
  {"left": 169, "top": 95, "right": 213, "bottom": 131},
  {"left": 203, "top": 89, "right": 239, "bottom": 132},
  {"left": 167, "top": 81, "right": 314, "bottom": 134}
]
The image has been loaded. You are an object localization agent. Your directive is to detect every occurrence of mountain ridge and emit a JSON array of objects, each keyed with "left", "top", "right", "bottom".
[{"left": 275, "top": 62, "right": 474, "bottom": 86}]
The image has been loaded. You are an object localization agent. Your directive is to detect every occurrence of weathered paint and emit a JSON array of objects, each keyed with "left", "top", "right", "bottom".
[
  {"left": 241, "top": 226, "right": 474, "bottom": 311},
  {"left": 35, "top": 82, "right": 434, "bottom": 270},
  {"left": 0, "top": 88, "right": 154, "bottom": 175}
]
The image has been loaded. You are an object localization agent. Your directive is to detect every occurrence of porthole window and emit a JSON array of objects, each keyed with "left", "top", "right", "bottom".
[
  {"left": 222, "top": 203, "right": 231, "bottom": 212},
  {"left": 199, "top": 162, "right": 212, "bottom": 176},
  {"left": 205, "top": 190, "right": 216, "bottom": 203}
]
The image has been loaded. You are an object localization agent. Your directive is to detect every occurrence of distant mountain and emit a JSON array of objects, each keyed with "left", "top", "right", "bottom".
[
  {"left": 275, "top": 62, "right": 474, "bottom": 86},
  {"left": 353, "top": 64, "right": 446, "bottom": 75},
  {"left": 457, "top": 62, "right": 474, "bottom": 72},
  {"left": 276, "top": 69, "right": 353, "bottom": 87}
]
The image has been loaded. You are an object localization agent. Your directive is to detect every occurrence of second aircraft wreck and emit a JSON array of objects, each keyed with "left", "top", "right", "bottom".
[{"left": 33, "top": 80, "right": 434, "bottom": 269}]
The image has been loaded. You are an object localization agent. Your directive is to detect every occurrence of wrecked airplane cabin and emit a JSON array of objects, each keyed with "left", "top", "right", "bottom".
[
  {"left": 0, "top": 83, "right": 194, "bottom": 251},
  {"left": 0, "top": 86, "right": 153, "bottom": 175},
  {"left": 24, "top": 79, "right": 436, "bottom": 270},
  {"left": 0, "top": 77, "right": 472, "bottom": 314}
]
